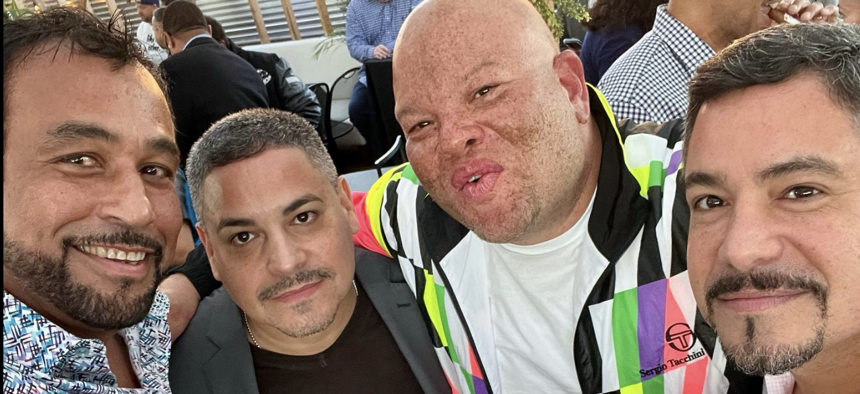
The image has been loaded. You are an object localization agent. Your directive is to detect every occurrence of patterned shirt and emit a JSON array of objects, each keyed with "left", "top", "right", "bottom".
[
  {"left": 597, "top": 5, "right": 715, "bottom": 123},
  {"left": 352, "top": 87, "right": 762, "bottom": 393},
  {"left": 3, "top": 291, "right": 172, "bottom": 393},
  {"left": 345, "top": 0, "right": 422, "bottom": 85}
]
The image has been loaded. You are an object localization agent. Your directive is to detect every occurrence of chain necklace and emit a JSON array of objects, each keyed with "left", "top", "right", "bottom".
[{"left": 244, "top": 280, "right": 359, "bottom": 349}]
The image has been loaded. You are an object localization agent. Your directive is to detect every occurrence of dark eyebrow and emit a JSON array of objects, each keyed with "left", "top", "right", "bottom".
[
  {"left": 282, "top": 194, "right": 322, "bottom": 216},
  {"left": 40, "top": 123, "right": 117, "bottom": 153},
  {"left": 216, "top": 218, "right": 254, "bottom": 233},
  {"left": 146, "top": 137, "right": 181, "bottom": 165},
  {"left": 756, "top": 155, "right": 842, "bottom": 183},
  {"left": 215, "top": 194, "right": 322, "bottom": 233},
  {"left": 684, "top": 171, "right": 727, "bottom": 189}
]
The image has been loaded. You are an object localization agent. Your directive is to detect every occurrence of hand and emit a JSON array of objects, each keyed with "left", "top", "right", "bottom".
[
  {"left": 372, "top": 44, "right": 390, "bottom": 59},
  {"left": 159, "top": 274, "right": 200, "bottom": 341},
  {"left": 766, "top": 0, "right": 839, "bottom": 25}
]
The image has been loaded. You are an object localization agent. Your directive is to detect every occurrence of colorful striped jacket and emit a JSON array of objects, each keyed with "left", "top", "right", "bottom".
[{"left": 352, "top": 87, "right": 761, "bottom": 394}]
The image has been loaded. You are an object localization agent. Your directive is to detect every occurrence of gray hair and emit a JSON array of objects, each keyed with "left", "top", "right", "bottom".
[
  {"left": 186, "top": 109, "right": 337, "bottom": 227},
  {"left": 685, "top": 23, "right": 860, "bottom": 158}
]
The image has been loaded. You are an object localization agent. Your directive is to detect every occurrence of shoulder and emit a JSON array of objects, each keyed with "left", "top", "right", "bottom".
[{"left": 598, "top": 33, "right": 673, "bottom": 101}]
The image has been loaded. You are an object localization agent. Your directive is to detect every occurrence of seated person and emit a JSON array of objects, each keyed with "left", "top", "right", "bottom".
[
  {"left": 168, "top": 109, "right": 448, "bottom": 394},
  {"left": 684, "top": 23, "right": 860, "bottom": 394},
  {"left": 3, "top": 9, "right": 181, "bottom": 391},
  {"left": 206, "top": 16, "right": 322, "bottom": 129}
]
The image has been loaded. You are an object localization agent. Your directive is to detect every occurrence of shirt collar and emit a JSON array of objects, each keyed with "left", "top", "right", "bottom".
[
  {"left": 764, "top": 372, "right": 796, "bottom": 394},
  {"left": 183, "top": 33, "right": 212, "bottom": 51},
  {"left": 651, "top": 4, "right": 716, "bottom": 75}
]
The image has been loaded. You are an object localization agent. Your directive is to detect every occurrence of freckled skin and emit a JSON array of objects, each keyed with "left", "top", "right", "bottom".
[{"left": 393, "top": 0, "right": 601, "bottom": 245}]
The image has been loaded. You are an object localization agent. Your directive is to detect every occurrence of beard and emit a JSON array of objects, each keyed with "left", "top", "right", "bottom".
[
  {"left": 707, "top": 269, "right": 828, "bottom": 376},
  {"left": 3, "top": 231, "right": 164, "bottom": 330},
  {"left": 257, "top": 268, "right": 339, "bottom": 338}
]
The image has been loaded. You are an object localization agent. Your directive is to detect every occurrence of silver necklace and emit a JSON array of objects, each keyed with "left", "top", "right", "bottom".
[{"left": 244, "top": 280, "right": 359, "bottom": 349}]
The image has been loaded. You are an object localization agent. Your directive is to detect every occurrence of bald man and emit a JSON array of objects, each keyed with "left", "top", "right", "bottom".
[
  {"left": 162, "top": 0, "right": 760, "bottom": 392},
  {"left": 350, "top": 0, "right": 760, "bottom": 392}
]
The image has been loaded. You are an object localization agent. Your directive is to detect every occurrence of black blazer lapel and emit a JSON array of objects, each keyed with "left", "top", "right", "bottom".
[
  {"left": 354, "top": 248, "right": 450, "bottom": 394},
  {"left": 202, "top": 290, "right": 261, "bottom": 394}
]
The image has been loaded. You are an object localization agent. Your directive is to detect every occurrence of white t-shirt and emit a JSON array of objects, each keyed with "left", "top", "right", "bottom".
[
  {"left": 486, "top": 191, "right": 596, "bottom": 393},
  {"left": 136, "top": 22, "right": 168, "bottom": 65}
]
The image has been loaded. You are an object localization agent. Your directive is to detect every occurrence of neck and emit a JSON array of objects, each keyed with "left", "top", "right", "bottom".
[
  {"left": 666, "top": 0, "right": 729, "bottom": 51},
  {"left": 791, "top": 333, "right": 860, "bottom": 394},
  {"left": 3, "top": 269, "right": 117, "bottom": 342},
  {"left": 170, "top": 30, "right": 208, "bottom": 54},
  {"left": 246, "top": 282, "right": 358, "bottom": 356},
  {"left": 512, "top": 119, "right": 601, "bottom": 246}
]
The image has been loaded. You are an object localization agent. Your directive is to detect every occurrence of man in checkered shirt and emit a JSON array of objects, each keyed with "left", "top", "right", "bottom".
[{"left": 597, "top": 0, "right": 839, "bottom": 124}]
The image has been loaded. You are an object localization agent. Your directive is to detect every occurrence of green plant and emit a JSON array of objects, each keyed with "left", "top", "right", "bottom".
[
  {"left": 4, "top": 0, "right": 30, "bottom": 21},
  {"left": 530, "top": 0, "right": 590, "bottom": 40}
]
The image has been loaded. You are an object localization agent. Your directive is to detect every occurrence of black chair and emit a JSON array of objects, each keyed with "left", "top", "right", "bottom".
[
  {"left": 365, "top": 58, "right": 406, "bottom": 166},
  {"left": 328, "top": 67, "right": 361, "bottom": 140},
  {"left": 308, "top": 82, "right": 338, "bottom": 158}
]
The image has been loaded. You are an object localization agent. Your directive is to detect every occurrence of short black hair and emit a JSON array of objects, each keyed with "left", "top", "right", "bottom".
[
  {"left": 685, "top": 23, "right": 860, "bottom": 160},
  {"left": 205, "top": 15, "right": 226, "bottom": 43},
  {"left": 3, "top": 8, "right": 165, "bottom": 151},
  {"left": 162, "top": 0, "right": 208, "bottom": 36},
  {"left": 153, "top": 7, "right": 166, "bottom": 24}
]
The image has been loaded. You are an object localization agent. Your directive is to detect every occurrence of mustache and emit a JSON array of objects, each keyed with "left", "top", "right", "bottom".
[
  {"left": 63, "top": 230, "right": 164, "bottom": 260},
  {"left": 706, "top": 270, "right": 828, "bottom": 313},
  {"left": 258, "top": 268, "right": 335, "bottom": 302}
]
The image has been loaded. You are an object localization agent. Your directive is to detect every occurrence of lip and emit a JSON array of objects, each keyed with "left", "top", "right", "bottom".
[
  {"left": 450, "top": 160, "right": 504, "bottom": 201},
  {"left": 271, "top": 281, "right": 323, "bottom": 304},
  {"left": 716, "top": 289, "right": 806, "bottom": 313},
  {"left": 71, "top": 245, "right": 152, "bottom": 280}
]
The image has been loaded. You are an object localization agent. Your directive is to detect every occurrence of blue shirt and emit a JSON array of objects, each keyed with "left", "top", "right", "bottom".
[
  {"left": 346, "top": 0, "right": 422, "bottom": 85},
  {"left": 580, "top": 26, "right": 645, "bottom": 85},
  {"left": 3, "top": 291, "right": 173, "bottom": 393}
]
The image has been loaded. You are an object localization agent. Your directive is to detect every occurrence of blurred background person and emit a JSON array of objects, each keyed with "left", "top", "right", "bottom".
[
  {"left": 207, "top": 16, "right": 322, "bottom": 129},
  {"left": 136, "top": 0, "right": 169, "bottom": 65},
  {"left": 580, "top": 0, "right": 668, "bottom": 85}
]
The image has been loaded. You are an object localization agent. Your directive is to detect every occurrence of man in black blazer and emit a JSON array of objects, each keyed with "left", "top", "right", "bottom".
[
  {"left": 169, "top": 109, "right": 449, "bottom": 394},
  {"left": 160, "top": 0, "right": 269, "bottom": 164}
]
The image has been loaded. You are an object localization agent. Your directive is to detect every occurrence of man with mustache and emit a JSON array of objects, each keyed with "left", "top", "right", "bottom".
[
  {"left": 3, "top": 8, "right": 182, "bottom": 393},
  {"left": 168, "top": 109, "right": 447, "bottom": 393},
  {"left": 684, "top": 23, "right": 860, "bottom": 394}
]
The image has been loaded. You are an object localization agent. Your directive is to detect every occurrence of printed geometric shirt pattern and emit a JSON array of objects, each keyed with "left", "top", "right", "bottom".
[
  {"left": 597, "top": 5, "right": 715, "bottom": 124},
  {"left": 3, "top": 291, "right": 172, "bottom": 393},
  {"left": 352, "top": 86, "right": 762, "bottom": 393}
]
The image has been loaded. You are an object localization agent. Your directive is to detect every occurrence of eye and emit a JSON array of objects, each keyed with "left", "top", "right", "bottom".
[
  {"left": 293, "top": 211, "right": 317, "bottom": 225},
  {"left": 694, "top": 195, "right": 725, "bottom": 211},
  {"left": 140, "top": 165, "right": 173, "bottom": 178},
  {"left": 231, "top": 232, "right": 256, "bottom": 245},
  {"left": 785, "top": 186, "right": 820, "bottom": 200},
  {"left": 475, "top": 85, "right": 494, "bottom": 98},
  {"left": 61, "top": 154, "right": 99, "bottom": 167},
  {"left": 409, "top": 121, "right": 432, "bottom": 134}
]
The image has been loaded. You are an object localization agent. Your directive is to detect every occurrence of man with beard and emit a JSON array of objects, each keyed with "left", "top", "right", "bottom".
[
  {"left": 684, "top": 24, "right": 860, "bottom": 394},
  {"left": 3, "top": 8, "right": 182, "bottom": 393},
  {"left": 136, "top": 0, "right": 169, "bottom": 65}
]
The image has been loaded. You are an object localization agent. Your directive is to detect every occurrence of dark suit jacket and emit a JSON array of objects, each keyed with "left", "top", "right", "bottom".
[
  {"left": 161, "top": 36, "right": 270, "bottom": 164},
  {"left": 169, "top": 248, "right": 450, "bottom": 394}
]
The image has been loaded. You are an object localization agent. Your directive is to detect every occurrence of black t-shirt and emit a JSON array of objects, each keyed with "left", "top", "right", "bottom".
[{"left": 249, "top": 281, "right": 425, "bottom": 394}]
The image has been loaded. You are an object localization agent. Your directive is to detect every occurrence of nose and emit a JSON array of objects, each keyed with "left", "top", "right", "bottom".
[
  {"left": 265, "top": 230, "right": 308, "bottom": 276},
  {"left": 97, "top": 171, "right": 157, "bottom": 229},
  {"left": 717, "top": 200, "right": 784, "bottom": 272},
  {"left": 438, "top": 119, "right": 485, "bottom": 157}
]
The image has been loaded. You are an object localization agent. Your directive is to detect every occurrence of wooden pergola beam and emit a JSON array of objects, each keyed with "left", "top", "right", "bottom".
[
  {"left": 13, "top": 0, "right": 25, "bottom": 10},
  {"left": 85, "top": 0, "right": 94, "bottom": 13},
  {"left": 314, "top": 0, "right": 333, "bottom": 36},
  {"left": 278, "top": 0, "right": 301, "bottom": 41},
  {"left": 246, "top": 0, "right": 271, "bottom": 44},
  {"left": 104, "top": 0, "right": 126, "bottom": 31}
]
